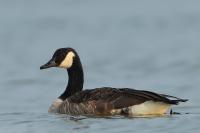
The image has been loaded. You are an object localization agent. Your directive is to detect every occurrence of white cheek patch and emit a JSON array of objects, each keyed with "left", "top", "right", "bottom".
[{"left": 59, "top": 51, "right": 75, "bottom": 68}]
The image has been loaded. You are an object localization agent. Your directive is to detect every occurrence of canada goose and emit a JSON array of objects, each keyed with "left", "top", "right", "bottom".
[{"left": 40, "top": 47, "right": 187, "bottom": 116}]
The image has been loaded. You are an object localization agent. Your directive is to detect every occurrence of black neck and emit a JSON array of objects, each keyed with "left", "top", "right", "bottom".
[{"left": 58, "top": 56, "right": 84, "bottom": 100}]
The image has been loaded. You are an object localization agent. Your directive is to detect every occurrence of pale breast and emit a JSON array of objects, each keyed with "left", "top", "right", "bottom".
[{"left": 48, "top": 99, "right": 63, "bottom": 113}]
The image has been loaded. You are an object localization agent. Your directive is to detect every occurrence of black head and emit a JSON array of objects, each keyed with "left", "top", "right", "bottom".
[{"left": 40, "top": 48, "right": 77, "bottom": 70}]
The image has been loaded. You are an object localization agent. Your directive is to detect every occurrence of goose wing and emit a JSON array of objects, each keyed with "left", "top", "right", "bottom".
[
  {"left": 63, "top": 87, "right": 187, "bottom": 114},
  {"left": 67, "top": 87, "right": 187, "bottom": 110}
]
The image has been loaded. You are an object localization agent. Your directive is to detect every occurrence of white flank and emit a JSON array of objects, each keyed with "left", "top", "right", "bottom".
[
  {"left": 128, "top": 101, "right": 171, "bottom": 115},
  {"left": 110, "top": 109, "right": 122, "bottom": 115},
  {"left": 48, "top": 99, "right": 63, "bottom": 113},
  {"left": 59, "top": 51, "right": 75, "bottom": 68}
]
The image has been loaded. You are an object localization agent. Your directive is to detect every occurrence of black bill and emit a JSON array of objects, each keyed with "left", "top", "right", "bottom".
[{"left": 40, "top": 59, "right": 57, "bottom": 70}]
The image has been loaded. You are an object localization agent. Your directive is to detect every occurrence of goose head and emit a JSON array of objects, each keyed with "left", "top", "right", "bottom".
[
  {"left": 40, "top": 48, "right": 76, "bottom": 70},
  {"left": 40, "top": 48, "right": 84, "bottom": 100}
]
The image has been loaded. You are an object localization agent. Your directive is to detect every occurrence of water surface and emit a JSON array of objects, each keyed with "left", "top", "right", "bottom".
[{"left": 0, "top": 0, "right": 200, "bottom": 133}]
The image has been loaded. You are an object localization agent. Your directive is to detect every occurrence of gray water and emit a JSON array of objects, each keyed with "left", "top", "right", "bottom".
[{"left": 0, "top": 0, "right": 200, "bottom": 133}]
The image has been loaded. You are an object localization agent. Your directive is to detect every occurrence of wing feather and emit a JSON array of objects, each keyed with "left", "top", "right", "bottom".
[{"left": 67, "top": 87, "right": 187, "bottom": 111}]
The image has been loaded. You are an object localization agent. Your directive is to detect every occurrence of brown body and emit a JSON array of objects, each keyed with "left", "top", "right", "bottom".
[{"left": 50, "top": 87, "right": 187, "bottom": 115}]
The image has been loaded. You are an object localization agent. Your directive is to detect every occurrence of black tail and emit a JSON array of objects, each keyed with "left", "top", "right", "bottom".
[{"left": 160, "top": 94, "right": 188, "bottom": 104}]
